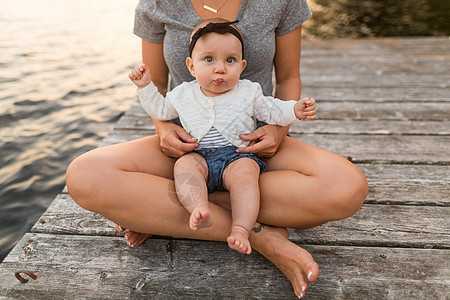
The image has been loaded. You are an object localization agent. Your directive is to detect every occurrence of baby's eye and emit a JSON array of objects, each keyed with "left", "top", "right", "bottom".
[
  {"left": 226, "top": 58, "right": 235, "bottom": 63},
  {"left": 205, "top": 57, "right": 214, "bottom": 63}
]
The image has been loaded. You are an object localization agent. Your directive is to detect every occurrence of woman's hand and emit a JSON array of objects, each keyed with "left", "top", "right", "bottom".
[
  {"left": 155, "top": 121, "right": 198, "bottom": 158},
  {"left": 236, "top": 124, "right": 289, "bottom": 158}
]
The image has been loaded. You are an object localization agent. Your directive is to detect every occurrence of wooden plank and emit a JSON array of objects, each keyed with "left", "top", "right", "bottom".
[
  {"left": 62, "top": 161, "right": 449, "bottom": 205},
  {"left": 302, "top": 73, "right": 450, "bottom": 87},
  {"left": 302, "top": 37, "right": 450, "bottom": 56},
  {"left": 301, "top": 58, "right": 450, "bottom": 75},
  {"left": 31, "top": 194, "right": 118, "bottom": 237},
  {"left": 290, "top": 120, "right": 449, "bottom": 136},
  {"left": 1, "top": 233, "right": 448, "bottom": 299},
  {"left": 32, "top": 195, "right": 450, "bottom": 248},
  {"left": 123, "top": 101, "right": 450, "bottom": 122},
  {"left": 359, "top": 164, "right": 450, "bottom": 206},
  {"left": 301, "top": 86, "right": 449, "bottom": 102},
  {"left": 293, "top": 133, "right": 450, "bottom": 165},
  {"left": 289, "top": 204, "right": 450, "bottom": 249},
  {"left": 116, "top": 115, "right": 449, "bottom": 136},
  {"left": 101, "top": 129, "right": 450, "bottom": 164},
  {"left": 60, "top": 164, "right": 448, "bottom": 206},
  {"left": 59, "top": 163, "right": 450, "bottom": 206},
  {"left": 4, "top": 36, "right": 450, "bottom": 299},
  {"left": 316, "top": 102, "right": 450, "bottom": 121}
]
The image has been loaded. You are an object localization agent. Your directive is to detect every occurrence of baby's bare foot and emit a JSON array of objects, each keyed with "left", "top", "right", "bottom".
[
  {"left": 227, "top": 226, "right": 251, "bottom": 254},
  {"left": 250, "top": 225, "right": 319, "bottom": 298},
  {"left": 115, "top": 224, "right": 152, "bottom": 247},
  {"left": 189, "top": 204, "right": 213, "bottom": 230}
]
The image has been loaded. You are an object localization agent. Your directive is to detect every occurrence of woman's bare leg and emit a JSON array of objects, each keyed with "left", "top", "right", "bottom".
[
  {"left": 66, "top": 134, "right": 367, "bottom": 298},
  {"left": 66, "top": 136, "right": 226, "bottom": 240},
  {"left": 249, "top": 223, "right": 319, "bottom": 298},
  {"left": 255, "top": 136, "right": 368, "bottom": 228}
]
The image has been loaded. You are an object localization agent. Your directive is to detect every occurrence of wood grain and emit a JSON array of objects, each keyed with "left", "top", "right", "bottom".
[
  {"left": 2, "top": 36, "right": 449, "bottom": 299},
  {"left": 1, "top": 233, "right": 449, "bottom": 299}
]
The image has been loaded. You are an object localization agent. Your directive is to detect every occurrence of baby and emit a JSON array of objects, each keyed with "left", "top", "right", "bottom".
[{"left": 129, "top": 19, "right": 316, "bottom": 254}]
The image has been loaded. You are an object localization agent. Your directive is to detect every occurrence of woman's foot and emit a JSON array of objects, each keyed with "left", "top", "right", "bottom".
[
  {"left": 115, "top": 224, "right": 152, "bottom": 247},
  {"left": 250, "top": 224, "right": 319, "bottom": 299},
  {"left": 227, "top": 225, "right": 251, "bottom": 254},
  {"left": 190, "top": 203, "right": 214, "bottom": 230}
]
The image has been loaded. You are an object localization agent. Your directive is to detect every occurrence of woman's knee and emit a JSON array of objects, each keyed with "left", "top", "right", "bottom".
[
  {"left": 326, "top": 164, "right": 368, "bottom": 220},
  {"left": 65, "top": 151, "right": 106, "bottom": 212}
]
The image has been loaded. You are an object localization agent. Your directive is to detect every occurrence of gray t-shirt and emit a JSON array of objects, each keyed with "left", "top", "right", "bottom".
[{"left": 134, "top": 0, "right": 311, "bottom": 96}]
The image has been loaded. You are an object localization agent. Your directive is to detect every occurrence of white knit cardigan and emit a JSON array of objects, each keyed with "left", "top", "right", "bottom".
[{"left": 137, "top": 79, "right": 299, "bottom": 147}]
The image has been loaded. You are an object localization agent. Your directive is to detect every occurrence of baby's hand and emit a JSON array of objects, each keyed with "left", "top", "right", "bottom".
[
  {"left": 128, "top": 64, "right": 151, "bottom": 89},
  {"left": 294, "top": 97, "right": 317, "bottom": 120}
]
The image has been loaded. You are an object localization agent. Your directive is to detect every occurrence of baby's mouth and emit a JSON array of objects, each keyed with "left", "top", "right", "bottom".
[{"left": 213, "top": 78, "right": 224, "bottom": 85}]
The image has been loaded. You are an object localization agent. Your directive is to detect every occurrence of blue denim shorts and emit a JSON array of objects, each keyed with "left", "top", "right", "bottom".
[{"left": 194, "top": 146, "right": 266, "bottom": 193}]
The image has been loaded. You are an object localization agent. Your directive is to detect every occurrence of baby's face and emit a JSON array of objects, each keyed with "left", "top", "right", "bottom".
[{"left": 186, "top": 32, "right": 246, "bottom": 97}]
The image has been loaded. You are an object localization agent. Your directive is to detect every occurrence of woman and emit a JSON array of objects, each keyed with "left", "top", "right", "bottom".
[{"left": 66, "top": 1, "right": 368, "bottom": 298}]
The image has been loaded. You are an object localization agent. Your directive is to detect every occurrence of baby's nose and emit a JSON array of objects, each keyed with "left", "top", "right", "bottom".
[{"left": 214, "top": 62, "right": 226, "bottom": 73}]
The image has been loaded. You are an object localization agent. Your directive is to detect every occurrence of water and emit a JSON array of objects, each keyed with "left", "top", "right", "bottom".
[
  {"left": 0, "top": 0, "right": 141, "bottom": 262},
  {"left": 1, "top": 0, "right": 446, "bottom": 263}
]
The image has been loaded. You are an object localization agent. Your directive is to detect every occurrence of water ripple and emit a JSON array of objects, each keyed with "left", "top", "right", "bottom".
[{"left": 0, "top": 0, "right": 140, "bottom": 262}]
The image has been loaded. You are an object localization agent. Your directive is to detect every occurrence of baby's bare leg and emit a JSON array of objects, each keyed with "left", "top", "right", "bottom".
[
  {"left": 174, "top": 153, "right": 212, "bottom": 230},
  {"left": 222, "top": 158, "right": 261, "bottom": 254}
]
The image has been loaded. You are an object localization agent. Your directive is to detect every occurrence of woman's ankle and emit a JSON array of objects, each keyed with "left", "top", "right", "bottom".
[{"left": 248, "top": 223, "right": 288, "bottom": 253}]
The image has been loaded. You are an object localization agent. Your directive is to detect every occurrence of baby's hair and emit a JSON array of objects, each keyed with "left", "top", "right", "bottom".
[
  {"left": 190, "top": 17, "right": 242, "bottom": 40},
  {"left": 189, "top": 18, "right": 244, "bottom": 58}
]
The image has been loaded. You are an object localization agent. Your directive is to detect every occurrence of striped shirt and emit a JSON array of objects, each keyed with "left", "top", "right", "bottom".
[{"left": 196, "top": 127, "right": 232, "bottom": 150}]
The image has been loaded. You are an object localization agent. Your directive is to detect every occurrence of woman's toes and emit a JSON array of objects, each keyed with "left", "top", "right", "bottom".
[
  {"left": 307, "top": 263, "right": 319, "bottom": 282},
  {"left": 115, "top": 224, "right": 126, "bottom": 232},
  {"left": 124, "top": 231, "right": 151, "bottom": 247}
]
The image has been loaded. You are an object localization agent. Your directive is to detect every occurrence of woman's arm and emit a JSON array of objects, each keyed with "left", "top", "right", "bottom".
[
  {"left": 237, "top": 26, "right": 303, "bottom": 157},
  {"left": 142, "top": 40, "right": 169, "bottom": 95},
  {"left": 141, "top": 39, "right": 198, "bottom": 157},
  {"left": 274, "top": 25, "right": 302, "bottom": 101}
]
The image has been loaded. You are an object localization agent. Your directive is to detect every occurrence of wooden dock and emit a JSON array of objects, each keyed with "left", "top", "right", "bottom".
[{"left": 1, "top": 37, "right": 449, "bottom": 299}]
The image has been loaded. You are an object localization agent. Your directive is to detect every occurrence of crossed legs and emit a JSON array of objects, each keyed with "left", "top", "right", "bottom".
[{"left": 66, "top": 134, "right": 367, "bottom": 298}]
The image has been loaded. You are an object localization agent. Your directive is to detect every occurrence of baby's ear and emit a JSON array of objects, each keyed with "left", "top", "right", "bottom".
[
  {"left": 241, "top": 59, "right": 247, "bottom": 72},
  {"left": 186, "top": 57, "right": 195, "bottom": 77}
]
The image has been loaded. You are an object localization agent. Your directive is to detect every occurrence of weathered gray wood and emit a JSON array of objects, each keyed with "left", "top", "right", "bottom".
[
  {"left": 317, "top": 102, "right": 450, "bottom": 121},
  {"left": 116, "top": 115, "right": 449, "bottom": 136},
  {"left": 101, "top": 129, "right": 450, "bottom": 164},
  {"left": 290, "top": 120, "right": 449, "bottom": 135},
  {"left": 301, "top": 58, "right": 450, "bottom": 75},
  {"left": 289, "top": 204, "right": 450, "bottom": 249},
  {"left": 31, "top": 194, "right": 118, "bottom": 237},
  {"left": 1, "top": 233, "right": 448, "bottom": 299},
  {"left": 359, "top": 164, "right": 450, "bottom": 206},
  {"left": 123, "top": 101, "right": 450, "bottom": 122},
  {"left": 3, "top": 37, "right": 450, "bottom": 299},
  {"left": 302, "top": 73, "right": 449, "bottom": 88},
  {"left": 59, "top": 164, "right": 450, "bottom": 206},
  {"left": 32, "top": 194, "right": 450, "bottom": 248},
  {"left": 301, "top": 37, "right": 449, "bottom": 56},
  {"left": 293, "top": 133, "right": 450, "bottom": 164},
  {"left": 114, "top": 114, "right": 155, "bottom": 131},
  {"left": 301, "top": 86, "right": 449, "bottom": 102},
  {"left": 117, "top": 102, "right": 450, "bottom": 137}
]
